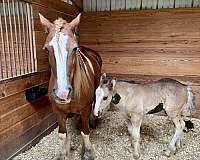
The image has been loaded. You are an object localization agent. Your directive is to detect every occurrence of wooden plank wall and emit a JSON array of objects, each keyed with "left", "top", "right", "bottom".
[
  {"left": 0, "top": 1, "right": 79, "bottom": 160},
  {"left": 79, "top": 9, "right": 200, "bottom": 118},
  {"left": 83, "top": 0, "right": 200, "bottom": 11}
]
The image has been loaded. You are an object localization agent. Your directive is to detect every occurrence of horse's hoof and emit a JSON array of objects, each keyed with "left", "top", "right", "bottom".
[
  {"left": 55, "top": 155, "right": 66, "bottom": 160},
  {"left": 81, "top": 148, "right": 95, "bottom": 160}
]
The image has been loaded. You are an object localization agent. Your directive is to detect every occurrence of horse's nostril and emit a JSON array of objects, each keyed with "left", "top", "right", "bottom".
[
  {"left": 98, "top": 111, "right": 101, "bottom": 118},
  {"left": 68, "top": 87, "right": 72, "bottom": 95}
]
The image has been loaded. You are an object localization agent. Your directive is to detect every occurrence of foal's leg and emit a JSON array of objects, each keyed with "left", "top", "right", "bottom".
[
  {"left": 56, "top": 114, "right": 71, "bottom": 160},
  {"left": 81, "top": 109, "right": 95, "bottom": 160},
  {"left": 164, "top": 116, "right": 185, "bottom": 157},
  {"left": 128, "top": 113, "right": 143, "bottom": 159}
]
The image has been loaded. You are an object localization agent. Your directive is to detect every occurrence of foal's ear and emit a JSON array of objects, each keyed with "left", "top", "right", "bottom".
[
  {"left": 101, "top": 73, "right": 107, "bottom": 80},
  {"left": 100, "top": 73, "right": 108, "bottom": 84},
  {"left": 39, "top": 13, "right": 53, "bottom": 33},
  {"left": 111, "top": 78, "right": 116, "bottom": 89},
  {"left": 108, "top": 79, "right": 116, "bottom": 91},
  {"left": 69, "top": 13, "right": 81, "bottom": 29}
]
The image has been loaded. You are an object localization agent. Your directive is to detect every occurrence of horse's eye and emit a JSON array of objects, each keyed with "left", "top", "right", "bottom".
[
  {"left": 44, "top": 47, "right": 49, "bottom": 54},
  {"left": 103, "top": 96, "right": 108, "bottom": 101}
]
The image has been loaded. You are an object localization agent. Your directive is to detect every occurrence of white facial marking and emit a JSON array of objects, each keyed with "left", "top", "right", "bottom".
[
  {"left": 94, "top": 86, "right": 104, "bottom": 116},
  {"left": 49, "top": 33, "right": 69, "bottom": 93}
]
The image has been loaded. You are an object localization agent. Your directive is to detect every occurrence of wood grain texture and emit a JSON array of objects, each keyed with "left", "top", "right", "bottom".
[
  {"left": 79, "top": 9, "right": 200, "bottom": 116},
  {"left": 0, "top": 112, "right": 57, "bottom": 160}
]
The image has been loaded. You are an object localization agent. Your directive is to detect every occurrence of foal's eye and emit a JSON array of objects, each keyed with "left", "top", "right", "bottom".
[{"left": 103, "top": 96, "right": 108, "bottom": 101}]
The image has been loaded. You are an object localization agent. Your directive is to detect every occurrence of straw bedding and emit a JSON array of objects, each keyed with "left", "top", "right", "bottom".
[{"left": 13, "top": 111, "right": 200, "bottom": 160}]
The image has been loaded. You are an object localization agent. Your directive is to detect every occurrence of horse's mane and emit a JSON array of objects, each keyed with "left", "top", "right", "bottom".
[{"left": 72, "top": 48, "right": 95, "bottom": 103}]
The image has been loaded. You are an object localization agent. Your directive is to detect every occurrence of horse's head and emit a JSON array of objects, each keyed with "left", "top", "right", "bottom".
[
  {"left": 94, "top": 73, "right": 116, "bottom": 118},
  {"left": 39, "top": 13, "right": 81, "bottom": 104}
]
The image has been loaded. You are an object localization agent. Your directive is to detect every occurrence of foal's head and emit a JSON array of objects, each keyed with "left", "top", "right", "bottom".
[
  {"left": 94, "top": 73, "right": 116, "bottom": 118},
  {"left": 39, "top": 13, "right": 81, "bottom": 104}
]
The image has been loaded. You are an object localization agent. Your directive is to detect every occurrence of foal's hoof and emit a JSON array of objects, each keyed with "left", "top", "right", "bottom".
[
  {"left": 55, "top": 155, "right": 69, "bottom": 160},
  {"left": 81, "top": 148, "right": 95, "bottom": 160},
  {"left": 163, "top": 148, "right": 176, "bottom": 157},
  {"left": 133, "top": 153, "right": 140, "bottom": 159}
]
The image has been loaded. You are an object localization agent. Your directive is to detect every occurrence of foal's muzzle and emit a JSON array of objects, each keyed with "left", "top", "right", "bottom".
[{"left": 94, "top": 110, "right": 102, "bottom": 119}]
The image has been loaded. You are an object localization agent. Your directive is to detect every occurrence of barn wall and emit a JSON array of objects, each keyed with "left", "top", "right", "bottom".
[
  {"left": 0, "top": 1, "right": 79, "bottom": 160},
  {"left": 83, "top": 0, "right": 200, "bottom": 11},
  {"left": 79, "top": 8, "right": 200, "bottom": 118}
]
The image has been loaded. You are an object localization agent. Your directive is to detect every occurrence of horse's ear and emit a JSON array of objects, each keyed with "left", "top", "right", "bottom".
[
  {"left": 39, "top": 13, "right": 53, "bottom": 33},
  {"left": 69, "top": 13, "right": 81, "bottom": 29}
]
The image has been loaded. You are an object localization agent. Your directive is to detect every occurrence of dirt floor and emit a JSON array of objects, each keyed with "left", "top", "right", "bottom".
[{"left": 13, "top": 111, "right": 200, "bottom": 160}]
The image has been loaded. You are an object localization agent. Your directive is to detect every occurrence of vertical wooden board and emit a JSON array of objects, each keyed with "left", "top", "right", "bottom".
[
  {"left": 100, "top": 0, "right": 104, "bottom": 11},
  {"left": 91, "top": 0, "right": 97, "bottom": 11},
  {"left": 175, "top": 0, "right": 179, "bottom": 8},
  {"left": 126, "top": 0, "right": 132, "bottom": 9},
  {"left": 158, "top": 0, "right": 164, "bottom": 8},
  {"left": 97, "top": 0, "right": 102, "bottom": 11},
  {"left": 163, "top": 0, "right": 169, "bottom": 8},
  {"left": 83, "top": 0, "right": 87, "bottom": 11},
  {"left": 111, "top": 0, "right": 116, "bottom": 10},
  {"left": 105, "top": 0, "right": 111, "bottom": 11},
  {"left": 185, "top": 0, "right": 192, "bottom": 7},
  {"left": 135, "top": 0, "right": 142, "bottom": 9},
  {"left": 115, "top": 0, "right": 121, "bottom": 10},
  {"left": 142, "top": 0, "right": 155, "bottom": 9},
  {"left": 120, "top": 0, "right": 126, "bottom": 10},
  {"left": 152, "top": 0, "right": 158, "bottom": 9},
  {"left": 100, "top": 0, "right": 107, "bottom": 11},
  {"left": 193, "top": 0, "right": 200, "bottom": 7},
  {"left": 141, "top": 0, "right": 146, "bottom": 9},
  {"left": 168, "top": 0, "right": 175, "bottom": 8},
  {"left": 159, "top": 0, "right": 175, "bottom": 8},
  {"left": 175, "top": 0, "right": 183, "bottom": 8},
  {"left": 85, "top": 0, "right": 91, "bottom": 11}
]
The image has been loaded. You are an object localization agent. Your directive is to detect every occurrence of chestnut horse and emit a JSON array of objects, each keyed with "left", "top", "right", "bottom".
[{"left": 39, "top": 13, "right": 102, "bottom": 160}]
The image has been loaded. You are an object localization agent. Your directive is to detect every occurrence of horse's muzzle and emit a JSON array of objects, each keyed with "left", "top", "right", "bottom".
[{"left": 53, "top": 88, "right": 72, "bottom": 104}]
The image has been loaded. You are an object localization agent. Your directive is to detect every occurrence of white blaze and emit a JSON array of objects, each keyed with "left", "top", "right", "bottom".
[
  {"left": 94, "top": 86, "right": 104, "bottom": 116},
  {"left": 49, "top": 33, "right": 69, "bottom": 93}
]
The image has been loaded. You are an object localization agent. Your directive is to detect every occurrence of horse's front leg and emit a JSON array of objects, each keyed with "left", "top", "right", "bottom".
[
  {"left": 128, "top": 113, "right": 143, "bottom": 159},
  {"left": 81, "top": 110, "right": 95, "bottom": 160},
  {"left": 56, "top": 114, "right": 71, "bottom": 160}
]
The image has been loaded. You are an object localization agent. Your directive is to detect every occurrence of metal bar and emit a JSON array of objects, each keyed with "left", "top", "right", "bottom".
[
  {"left": 24, "top": 1, "right": 31, "bottom": 73},
  {"left": 27, "top": 2, "right": 34, "bottom": 72},
  {"left": 0, "top": 10, "right": 3, "bottom": 79},
  {"left": 30, "top": 3, "right": 37, "bottom": 71},
  {"left": 0, "top": 5, "right": 8, "bottom": 79},
  {"left": 16, "top": 0, "right": 25, "bottom": 75},
  {"left": 20, "top": 0, "right": 28, "bottom": 74},
  {"left": 12, "top": 0, "right": 21, "bottom": 76},
  {"left": 3, "top": 0, "right": 13, "bottom": 78},
  {"left": 8, "top": 0, "right": 17, "bottom": 77}
]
